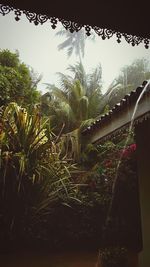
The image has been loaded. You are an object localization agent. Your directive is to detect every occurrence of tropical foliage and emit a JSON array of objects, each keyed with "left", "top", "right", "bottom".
[
  {"left": 43, "top": 62, "right": 102, "bottom": 132},
  {"left": 43, "top": 134, "right": 139, "bottom": 251},
  {"left": 0, "top": 102, "right": 78, "bottom": 241},
  {"left": 41, "top": 62, "right": 103, "bottom": 162},
  {"left": 0, "top": 47, "right": 141, "bottom": 259}
]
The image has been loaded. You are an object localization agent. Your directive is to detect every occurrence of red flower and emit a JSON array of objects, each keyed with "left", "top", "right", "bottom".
[
  {"left": 129, "top": 143, "right": 136, "bottom": 152},
  {"left": 122, "top": 143, "right": 136, "bottom": 158}
]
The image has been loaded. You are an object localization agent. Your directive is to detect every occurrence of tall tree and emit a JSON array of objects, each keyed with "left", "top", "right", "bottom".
[
  {"left": 41, "top": 62, "right": 103, "bottom": 162},
  {"left": 56, "top": 28, "right": 95, "bottom": 61},
  {"left": 0, "top": 49, "right": 41, "bottom": 108},
  {"left": 42, "top": 62, "right": 103, "bottom": 134},
  {"left": 115, "top": 58, "right": 150, "bottom": 91}
]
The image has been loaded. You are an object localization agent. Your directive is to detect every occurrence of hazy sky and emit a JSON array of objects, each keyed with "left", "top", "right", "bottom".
[{"left": 0, "top": 12, "right": 150, "bottom": 93}]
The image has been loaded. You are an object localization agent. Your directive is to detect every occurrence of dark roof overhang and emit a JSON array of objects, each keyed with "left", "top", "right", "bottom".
[
  {"left": 82, "top": 80, "right": 150, "bottom": 144},
  {"left": 0, "top": 1, "right": 150, "bottom": 48}
]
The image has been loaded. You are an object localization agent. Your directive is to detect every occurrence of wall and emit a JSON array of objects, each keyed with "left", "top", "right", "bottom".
[{"left": 135, "top": 119, "right": 150, "bottom": 267}]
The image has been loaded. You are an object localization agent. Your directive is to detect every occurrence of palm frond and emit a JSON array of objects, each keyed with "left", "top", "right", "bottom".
[
  {"left": 57, "top": 38, "right": 72, "bottom": 51},
  {"left": 52, "top": 87, "right": 69, "bottom": 104},
  {"left": 67, "top": 46, "right": 74, "bottom": 58}
]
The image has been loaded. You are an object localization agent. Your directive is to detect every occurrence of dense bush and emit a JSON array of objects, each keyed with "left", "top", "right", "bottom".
[{"left": 0, "top": 102, "right": 140, "bottom": 255}]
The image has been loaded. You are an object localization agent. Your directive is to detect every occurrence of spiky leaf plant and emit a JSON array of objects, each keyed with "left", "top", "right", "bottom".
[{"left": 0, "top": 102, "right": 78, "bottom": 241}]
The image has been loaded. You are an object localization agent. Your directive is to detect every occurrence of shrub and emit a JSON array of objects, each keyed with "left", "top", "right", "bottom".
[{"left": 0, "top": 102, "right": 78, "bottom": 243}]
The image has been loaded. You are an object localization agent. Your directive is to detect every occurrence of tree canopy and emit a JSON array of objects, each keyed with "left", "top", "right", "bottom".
[
  {"left": 101, "top": 58, "right": 150, "bottom": 110},
  {"left": 0, "top": 49, "right": 41, "bottom": 108},
  {"left": 116, "top": 58, "right": 150, "bottom": 90}
]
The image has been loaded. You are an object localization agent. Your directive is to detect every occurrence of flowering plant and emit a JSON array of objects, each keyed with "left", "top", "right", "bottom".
[{"left": 121, "top": 143, "right": 136, "bottom": 158}]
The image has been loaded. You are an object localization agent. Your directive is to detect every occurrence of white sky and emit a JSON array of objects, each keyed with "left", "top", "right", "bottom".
[{"left": 0, "top": 12, "right": 150, "bottom": 94}]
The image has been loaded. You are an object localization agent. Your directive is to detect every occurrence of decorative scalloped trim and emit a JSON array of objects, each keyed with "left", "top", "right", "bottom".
[{"left": 0, "top": 3, "right": 149, "bottom": 49}]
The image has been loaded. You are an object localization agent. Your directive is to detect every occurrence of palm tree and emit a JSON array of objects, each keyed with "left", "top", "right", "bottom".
[
  {"left": 56, "top": 28, "right": 95, "bottom": 61},
  {"left": 100, "top": 80, "right": 137, "bottom": 114},
  {"left": 67, "top": 62, "right": 102, "bottom": 93},
  {"left": 42, "top": 63, "right": 103, "bottom": 161},
  {"left": 43, "top": 62, "right": 103, "bottom": 132},
  {"left": 97, "top": 80, "right": 124, "bottom": 114}
]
